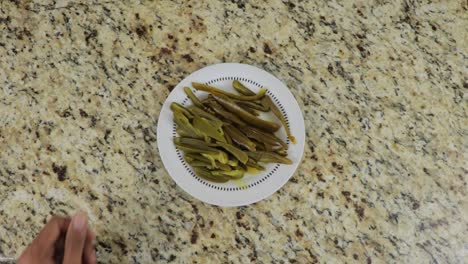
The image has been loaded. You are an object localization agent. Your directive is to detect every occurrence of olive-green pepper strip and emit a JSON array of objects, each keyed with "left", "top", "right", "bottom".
[
  {"left": 240, "top": 126, "right": 287, "bottom": 150},
  {"left": 176, "top": 128, "right": 202, "bottom": 139},
  {"left": 211, "top": 169, "right": 245, "bottom": 179},
  {"left": 175, "top": 142, "right": 219, "bottom": 153},
  {"left": 173, "top": 110, "right": 204, "bottom": 139},
  {"left": 275, "top": 149, "right": 288, "bottom": 156},
  {"left": 253, "top": 140, "right": 266, "bottom": 151},
  {"left": 226, "top": 158, "right": 238, "bottom": 167},
  {"left": 173, "top": 109, "right": 190, "bottom": 128},
  {"left": 212, "top": 95, "right": 281, "bottom": 132},
  {"left": 254, "top": 126, "right": 287, "bottom": 148},
  {"left": 200, "top": 154, "right": 216, "bottom": 167},
  {"left": 171, "top": 102, "right": 193, "bottom": 119},
  {"left": 175, "top": 137, "right": 217, "bottom": 148},
  {"left": 201, "top": 97, "right": 211, "bottom": 103},
  {"left": 175, "top": 144, "right": 229, "bottom": 164},
  {"left": 232, "top": 80, "right": 256, "bottom": 96},
  {"left": 215, "top": 162, "right": 232, "bottom": 171},
  {"left": 224, "top": 125, "right": 256, "bottom": 151},
  {"left": 188, "top": 106, "right": 224, "bottom": 126},
  {"left": 183, "top": 87, "right": 205, "bottom": 109},
  {"left": 262, "top": 142, "right": 284, "bottom": 152},
  {"left": 185, "top": 153, "right": 231, "bottom": 171},
  {"left": 192, "top": 116, "right": 226, "bottom": 143},
  {"left": 246, "top": 151, "right": 292, "bottom": 164},
  {"left": 205, "top": 100, "right": 246, "bottom": 126},
  {"left": 216, "top": 141, "right": 249, "bottom": 164},
  {"left": 185, "top": 153, "right": 211, "bottom": 163},
  {"left": 193, "top": 167, "right": 230, "bottom": 183},
  {"left": 260, "top": 97, "right": 270, "bottom": 110},
  {"left": 192, "top": 82, "right": 266, "bottom": 101},
  {"left": 187, "top": 160, "right": 227, "bottom": 171},
  {"left": 249, "top": 141, "right": 275, "bottom": 152},
  {"left": 264, "top": 96, "right": 296, "bottom": 144},
  {"left": 246, "top": 158, "right": 265, "bottom": 170},
  {"left": 242, "top": 106, "right": 260, "bottom": 116},
  {"left": 187, "top": 159, "right": 212, "bottom": 168},
  {"left": 235, "top": 100, "right": 270, "bottom": 112},
  {"left": 224, "top": 129, "right": 233, "bottom": 145},
  {"left": 232, "top": 81, "right": 270, "bottom": 111}
]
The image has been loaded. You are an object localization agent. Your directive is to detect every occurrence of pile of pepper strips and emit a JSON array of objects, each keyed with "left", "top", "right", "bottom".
[{"left": 171, "top": 80, "right": 295, "bottom": 183}]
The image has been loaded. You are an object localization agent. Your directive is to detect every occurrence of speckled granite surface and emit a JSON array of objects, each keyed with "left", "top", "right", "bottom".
[{"left": 0, "top": 0, "right": 467, "bottom": 263}]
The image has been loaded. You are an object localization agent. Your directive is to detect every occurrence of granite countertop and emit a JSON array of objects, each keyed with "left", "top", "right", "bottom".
[{"left": 0, "top": 0, "right": 466, "bottom": 263}]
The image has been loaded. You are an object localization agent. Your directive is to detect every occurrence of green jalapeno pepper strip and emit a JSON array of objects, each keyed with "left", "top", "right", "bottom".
[
  {"left": 173, "top": 110, "right": 205, "bottom": 139},
  {"left": 246, "top": 151, "right": 292, "bottom": 164},
  {"left": 251, "top": 139, "right": 266, "bottom": 151},
  {"left": 185, "top": 153, "right": 231, "bottom": 171},
  {"left": 192, "top": 82, "right": 266, "bottom": 101},
  {"left": 224, "top": 129, "right": 233, "bottom": 145},
  {"left": 275, "top": 149, "right": 288, "bottom": 156},
  {"left": 188, "top": 106, "right": 224, "bottom": 126},
  {"left": 192, "top": 116, "right": 226, "bottom": 143},
  {"left": 185, "top": 153, "right": 211, "bottom": 163},
  {"left": 226, "top": 158, "right": 238, "bottom": 167},
  {"left": 193, "top": 167, "right": 230, "bottom": 183},
  {"left": 224, "top": 125, "right": 256, "bottom": 151},
  {"left": 232, "top": 81, "right": 271, "bottom": 111},
  {"left": 212, "top": 95, "right": 281, "bottom": 132},
  {"left": 175, "top": 143, "right": 229, "bottom": 165},
  {"left": 174, "top": 137, "right": 216, "bottom": 148},
  {"left": 171, "top": 102, "right": 193, "bottom": 119},
  {"left": 246, "top": 158, "right": 265, "bottom": 171},
  {"left": 242, "top": 106, "right": 260, "bottom": 116},
  {"left": 263, "top": 142, "right": 284, "bottom": 152},
  {"left": 240, "top": 126, "right": 287, "bottom": 150},
  {"left": 183, "top": 87, "right": 205, "bottom": 109},
  {"left": 205, "top": 100, "right": 246, "bottom": 126},
  {"left": 216, "top": 141, "right": 249, "bottom": 164},
  {"left": 235, "top": 100, "right": 270, "bottom": 112},
  {"left": 211, "top": 169, "right": 245, "bottom": 179},
  {"left": 186, "top": 159, "right": 213, "bottom": 168},
  {"left": 176, "top": 128, "right": 202, "bottom": 139},
  {"left": 232, "top": 80, "right": 255, "bottom": 96},
  {"left": 264, "top": 96, "right": 296, "bottom": 144}
]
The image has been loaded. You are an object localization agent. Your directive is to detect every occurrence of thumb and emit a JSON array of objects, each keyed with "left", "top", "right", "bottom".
[{"left": 63, "top": 212, "right": 88, "bottom": 264}]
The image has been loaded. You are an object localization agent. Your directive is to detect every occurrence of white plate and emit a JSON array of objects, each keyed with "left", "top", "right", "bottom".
[{"left": 157, "top": 63, "right": 305, "bottom": 207}]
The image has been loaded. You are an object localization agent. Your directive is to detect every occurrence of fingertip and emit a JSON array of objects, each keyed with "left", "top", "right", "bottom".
[
  {"left": 88, "top": 248, "right": 97, "bottom": 264},
  {"left": 83, "top": 236, "right": 97, "bottom": 264},
  {"left": 71, "top": 212, "right": 88, "bottom": 232},
  {"left": 88, "top": 229, "right": 96, "bottom": 241},
  {"left": 64, "top": 212, "right": 88, "bottom": 264}
]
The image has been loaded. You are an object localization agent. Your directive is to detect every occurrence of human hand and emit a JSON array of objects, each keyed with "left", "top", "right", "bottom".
[{"left": 18, "top": 212, "right": 96, "bottom": 264}]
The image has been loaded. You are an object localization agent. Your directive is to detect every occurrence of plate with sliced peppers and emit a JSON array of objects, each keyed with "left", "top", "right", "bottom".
[{"left": 157, "top": 63, "right": 305, "bottom": 206}]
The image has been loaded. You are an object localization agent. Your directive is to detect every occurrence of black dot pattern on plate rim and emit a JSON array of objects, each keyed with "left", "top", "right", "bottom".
[{"left": 172, "top": 76, "right": 291, "bottom": 191}]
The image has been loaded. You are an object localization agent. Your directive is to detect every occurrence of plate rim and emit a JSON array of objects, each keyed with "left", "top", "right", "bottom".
[{"left": 157, "top": 62, "right": 305, "bottom": 207}]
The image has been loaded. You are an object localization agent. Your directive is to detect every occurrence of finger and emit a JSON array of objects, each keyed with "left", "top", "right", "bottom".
[
  {"left": 33, "top": 216, "right": 70, "bottom": 257},
  {"left": 83, "top": 250, "right": 96, "bottom": 264},
  {"left": 83, "top": 241, "right": 96, "bottom": 264},
  {"left": 63, "top": 212, "right": 88, "bottom": 264},
  {"left": 83, "top": 228, "right": 96, "bottom": 264},
  {"left": 86, "top": 228, "right": 96, "bottom": 242}
]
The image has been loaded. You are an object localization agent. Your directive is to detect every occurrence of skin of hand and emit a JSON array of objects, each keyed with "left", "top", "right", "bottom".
[{"left": 17, "top": 212, "right": 96, "bottom": 264}]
